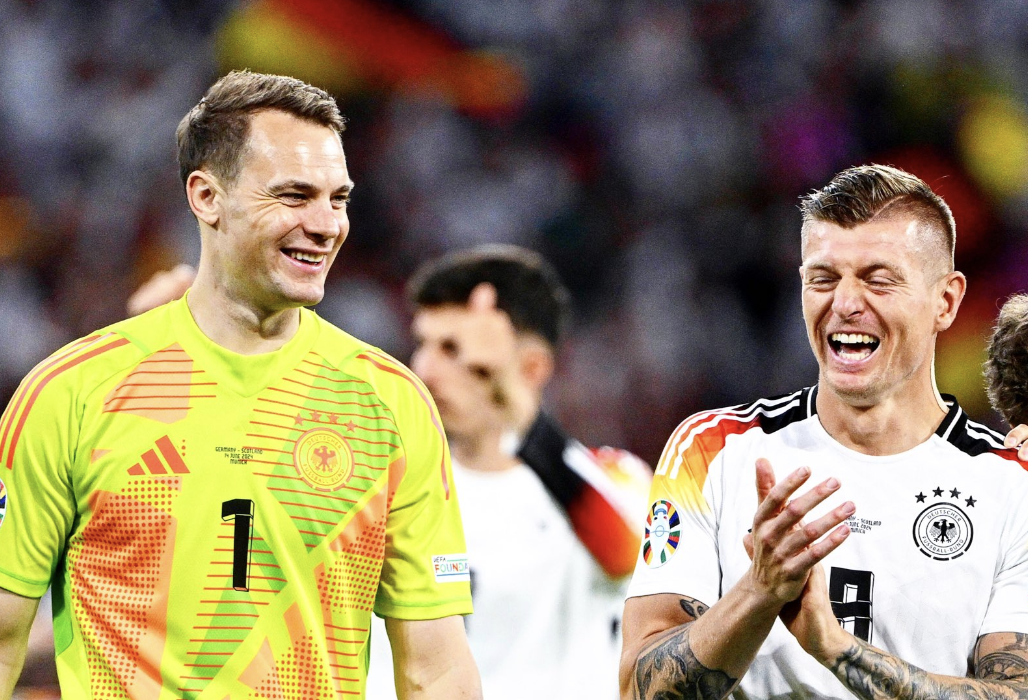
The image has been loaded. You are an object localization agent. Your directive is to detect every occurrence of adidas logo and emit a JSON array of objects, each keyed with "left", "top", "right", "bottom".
[{"left": 126, "top": 435, "right": 190, "bottom": 475}]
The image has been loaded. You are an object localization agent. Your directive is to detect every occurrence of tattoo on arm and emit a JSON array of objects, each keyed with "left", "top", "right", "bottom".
[
  {"left": 976, "top": 633, "right": 1028, "bottom": 682},
  {"left": 679, "top": 598, "right": 709, "bottom": 620},
  {"left": 829, "top": 633, "right": 1028, "bottom": 700},
  {"left": 633, "top": 597, "right": 736, "bottom": 700}
]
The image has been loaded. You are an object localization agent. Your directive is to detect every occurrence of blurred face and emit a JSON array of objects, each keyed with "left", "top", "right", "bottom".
[
  {"left": 410, "top": 306, "right": 507, "bottom": 441},
  {"left": 800, "top": 217, "right": 954, "bottom": 407},
  {"left": 214, "top": 109, "right": 352, "bottom": 313}
]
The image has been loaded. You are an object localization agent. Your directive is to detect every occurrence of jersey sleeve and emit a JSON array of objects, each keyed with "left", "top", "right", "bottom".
[
  {"left": 365, "top": 352, "right": 472, "bottom": 620},
  {"left": 0, "top": 355, "right": 80, "bottom": 598},
  {"left": 979, "top": 471, "right": 1028, "bottom": 636},
  {"left": 625, "top": 412, "right": 724, "bottom": 608}
]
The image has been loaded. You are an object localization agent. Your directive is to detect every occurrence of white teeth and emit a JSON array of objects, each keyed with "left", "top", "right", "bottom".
[
  {"left": 288, "top": 251, "right": 325, "bottom": 263},
  {"left": 830, "top": 332, "right": 879, "bottom": 345}
]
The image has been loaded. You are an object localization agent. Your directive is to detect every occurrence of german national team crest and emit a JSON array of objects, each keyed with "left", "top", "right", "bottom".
[
  {"left": 912, "top": 489, "right": 974, "bottom": 561},
  {"left": 0, "top": 478, "right": 6, "bottom": 529},
  {"left": 643, "top": 499, "right": 681, "bottom": 567},
  {"left": 293, "top": 427, "right": 354, "bottom": 492}
]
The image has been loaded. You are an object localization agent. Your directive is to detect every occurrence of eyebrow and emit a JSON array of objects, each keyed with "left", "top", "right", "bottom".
[
  {"left": 803, "top": 260, "right": 905, "bottom": 277},
  {"left": 267, "top": 179, "right": 355, "bottom": 196}
]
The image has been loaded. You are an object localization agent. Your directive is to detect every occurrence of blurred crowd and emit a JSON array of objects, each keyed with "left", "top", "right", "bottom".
[{"left": 3, "top": 0, "right": 1028, "bottom": 475}]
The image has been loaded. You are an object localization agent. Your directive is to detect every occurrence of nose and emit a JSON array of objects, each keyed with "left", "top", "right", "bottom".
[
  {"left": 411, "top": 347, "right": 441, "bottom": 389},
  {"left": 303, "top": 198, "right": 347, "bottom": 241},
  {"left": 831, "top": 276, "right": 866, "bottom": 319}
]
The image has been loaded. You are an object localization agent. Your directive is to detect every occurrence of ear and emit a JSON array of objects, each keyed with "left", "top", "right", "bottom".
[
  {"left": 517, "top": 340, "right": 555, "bottom": 393},
  {"left": 185, "top": 170, "right": 223, "bottom": 228},
  {"left": 935, "top": 270, "right": 966, "bottom": 333}
]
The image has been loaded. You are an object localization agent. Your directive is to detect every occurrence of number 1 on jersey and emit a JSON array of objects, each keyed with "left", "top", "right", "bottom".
[{"left": 222, "top": 499, "right": 255, "bottom": 591}]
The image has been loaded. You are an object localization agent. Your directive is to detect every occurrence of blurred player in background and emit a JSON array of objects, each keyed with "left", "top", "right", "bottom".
[
  {"left": 366, "top": 245, "right": 650, "bottom": 700},
  {"left": 0, "top": 70, "right": 480, "bottom": 700},
  {"left": 985, "top": 294, "right": 1028, "bottom": 460},
  {"left": 621, "top": 165, "right": 1028, "bottom": 699}
]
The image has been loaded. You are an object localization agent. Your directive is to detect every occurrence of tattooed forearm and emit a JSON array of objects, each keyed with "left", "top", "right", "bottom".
[
  {"left": 976, "top": 634, "right": 1028, "bottom": 682},
  {"left": 830, "top": 637, "right": 1028, "bottom": 700},
  {"left": 633, "top": 603, "right": 736, "bottom": 700}
]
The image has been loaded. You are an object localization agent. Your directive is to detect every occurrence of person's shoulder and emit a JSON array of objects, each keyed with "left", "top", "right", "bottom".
[
  {"left": 0, "top": 311, "right": 169, "bottom": 447},
  {"left": 586, "top": 445, "right": 653, "bottom": 491},
  {"left": 656, "top": 387, "right": 815, "bottom": 477},
  {"left": 14, "top": 309, "right": 170, "bottom": 396},
  {"left": 307, "top": 312, "right": 434, "bottom": 412},
  {"left": 942, "top": 411, "right": 1028, "bottom": 471}
]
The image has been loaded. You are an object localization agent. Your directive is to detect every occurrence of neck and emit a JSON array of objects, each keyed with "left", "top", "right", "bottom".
[
  {"left": 816, "top": 377, "right": 948, "bottom": 456},
  {"left": 187, "top": 267, "right": 300, "bottom": 355},
  {"left": 449, "top": 425, "right": 519, "bottom": 473}
]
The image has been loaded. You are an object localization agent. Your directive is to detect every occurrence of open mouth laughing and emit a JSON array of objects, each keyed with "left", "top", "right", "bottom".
[
  {"left": 828, "top": 332, "right": 880, "bottom": 362},
  {"left": 284, "top": 249, "right": 327, "bottom": 267}
]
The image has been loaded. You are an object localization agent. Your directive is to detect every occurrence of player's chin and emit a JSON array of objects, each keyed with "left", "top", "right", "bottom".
[
  {"left": 280, "top": 283, "right": 326, "bottom": 308},
  {"left": 823, "top": 374, "right": 881, "bottom": 405}
]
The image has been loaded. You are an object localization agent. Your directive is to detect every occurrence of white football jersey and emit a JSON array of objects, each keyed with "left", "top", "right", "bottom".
[
  {"left": 367, "top": 459, "right": 627, "bottom": 699},
  {"left": 628, "top": 386, "right": 1028, "bottom": 700}
]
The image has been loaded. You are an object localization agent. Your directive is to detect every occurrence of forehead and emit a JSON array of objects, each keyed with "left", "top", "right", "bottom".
[
  {"left": 238, "top": 109, "right": 349, "bottom": 183},
  {"left": 412, "top": 305, "right": 471, "bottom": 337},
  {"left": 801, "top": 217, "right": 928, "bottom": 270}
]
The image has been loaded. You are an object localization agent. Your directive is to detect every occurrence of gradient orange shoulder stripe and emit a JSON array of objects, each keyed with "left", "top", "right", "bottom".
[
  {"left": 656, "top": 410, "right": 761, "bottom": 487},
  {"left": 1, "top": 333, "right": 131, "bottom": 469},
  {"left": 0, "top": 334, "right": 102, "bottom": 465},
  {"left": 355, "top": 350, "right": 450, "bottom": 499}
]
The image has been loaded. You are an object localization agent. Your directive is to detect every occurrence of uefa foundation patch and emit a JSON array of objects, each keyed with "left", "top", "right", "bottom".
[
  {"left": 643, "top": 499, "right": 681, "bottom": 567},
  {"left": 432, "top": 554, "right": 471, "bottom": 583},
  {"left": 0, "top": 478, "right": 6, "bottom": 529},
  {"left": 292, "top": 427, "right": 354, "bottom": 491}
]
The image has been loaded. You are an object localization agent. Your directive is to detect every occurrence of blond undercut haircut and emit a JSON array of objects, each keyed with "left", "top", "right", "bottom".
[
  {"left": 799, "top": 164, "right": 956, "bottom": 273},
  {"left": 176, "top": 70, "right": 346, "bottom": 189}
]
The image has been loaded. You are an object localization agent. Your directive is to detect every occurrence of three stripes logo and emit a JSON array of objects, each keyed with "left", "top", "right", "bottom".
[{"left": 126, "top": 435, "right": 190, "bottom": 476}]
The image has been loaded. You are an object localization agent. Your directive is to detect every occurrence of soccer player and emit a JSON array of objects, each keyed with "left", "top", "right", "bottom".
[
  {"left": 0, "top": 71, "right": 480, "bottom": 700},
  {"left": 620, "top": 165, "right": 1028, "bottom": 699},
  {"left": 985, "top": 295, "right": 1028, "bottom": 457},
  {"left": 366, "top": 246, "right": 650, "bottom": 700}
]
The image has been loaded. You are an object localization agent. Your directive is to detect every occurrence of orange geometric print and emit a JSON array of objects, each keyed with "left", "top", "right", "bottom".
[
  {"left": 240, "top": 639, "right": 283, "bottom": 699},
  {"left": 103, "top": 344, "right": 216, "bottom": 424},
  {"left": 241, "top": 604, "right": 348, "bottom": 699},
  {"left": 326, "top": 455, "right": 404, "bottom": 561},
  {"left": 69, "top": 485, "right": 178, "bottom": 699}
]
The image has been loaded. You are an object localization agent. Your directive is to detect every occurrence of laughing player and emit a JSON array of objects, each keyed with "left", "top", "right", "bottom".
[{"left": 621, "top": 165, "right": 1028, "bottom": 699}]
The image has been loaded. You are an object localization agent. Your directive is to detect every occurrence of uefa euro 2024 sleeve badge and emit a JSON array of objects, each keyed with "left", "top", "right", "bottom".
[
  {"left": 643, "top": 499, "right": 681, "bottom": 567},
  {"left": 912, "top": 486, "right": 975, "bottom": 561}
]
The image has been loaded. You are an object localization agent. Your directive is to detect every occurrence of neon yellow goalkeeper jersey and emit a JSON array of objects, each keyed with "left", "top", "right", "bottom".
[{"left": 0, "top": 297, "right": 471, "bottom": 700}]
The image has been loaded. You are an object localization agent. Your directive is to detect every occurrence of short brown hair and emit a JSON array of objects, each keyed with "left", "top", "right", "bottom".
[
  {"left": 407, "top": 245, "right": 571, "bottom": 348},
  {"left": 799, "top": 164, "right": 956, "bottom": 271},
  {"left": 176, "top": 70, "right": 345, "bottom": 188},
  {"left": 985, "top": 294, "right": 1028, "bottom": 427}
]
